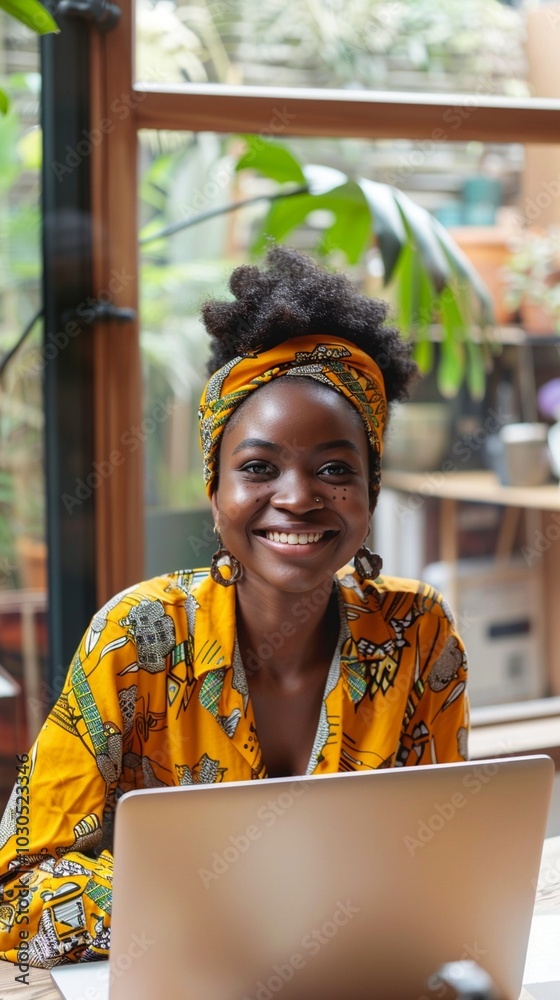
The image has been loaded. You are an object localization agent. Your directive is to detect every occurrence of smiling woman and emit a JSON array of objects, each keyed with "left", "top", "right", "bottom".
[
  {"left": 212, "top": 377, "right": 375, "bottom": 778},
  {"left": 0, "top": 246, "right": 469, "bottom": 967}
]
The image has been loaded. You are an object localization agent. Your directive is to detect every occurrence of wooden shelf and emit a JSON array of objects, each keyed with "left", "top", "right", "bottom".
[
  {"left": 382, "top": 469, "right": 560, "bottom": 512},
  {"left": 470, "top": 700, "right": 560, "bottom": 768},
  {"left": 470, "top": 715, "right": 560, "bottom": 767}
]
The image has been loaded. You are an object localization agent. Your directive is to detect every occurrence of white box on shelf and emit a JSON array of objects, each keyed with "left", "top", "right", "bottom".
[{"left": 422, "top": 557, "right": 547, "bottom": 708}]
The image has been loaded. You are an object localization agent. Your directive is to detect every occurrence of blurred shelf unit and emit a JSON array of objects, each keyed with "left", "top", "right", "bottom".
[
  {"left": 377, "top": 469, "right": 560, "bottom": 755},
  {"left": 417, "top": 324, "right": 560, "bottom": 348}
]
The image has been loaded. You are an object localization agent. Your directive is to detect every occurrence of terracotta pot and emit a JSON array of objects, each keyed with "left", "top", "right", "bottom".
[
  {"left": 448, "top": 226, "right": 517, "bottom": 326},
  {"left": 520, "top": 300, "right": 557, "bottom": 335},
  {"left": 15, "top": 537, "right": 47, "bottom": 590}
]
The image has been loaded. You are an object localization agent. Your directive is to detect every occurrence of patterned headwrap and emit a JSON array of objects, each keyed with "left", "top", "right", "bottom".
[{"left": 198, "top": 335, "right": 387, "bottom": 496}]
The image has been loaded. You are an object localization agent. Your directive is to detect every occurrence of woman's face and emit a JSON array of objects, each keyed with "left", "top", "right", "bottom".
[{"left": 211, "top": 378, "right": 372, "bottom": 596}]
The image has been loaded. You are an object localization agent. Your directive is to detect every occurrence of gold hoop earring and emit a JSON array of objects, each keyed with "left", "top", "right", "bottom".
[
  {"left": 210, "top": 528, "right": 243, "bottom": 587},
  {"left": 354, "top": 545, "right": 383, "bottom": 583}
]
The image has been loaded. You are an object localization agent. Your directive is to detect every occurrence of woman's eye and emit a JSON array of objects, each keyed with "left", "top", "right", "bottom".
[
  {"left": 241, "top": 461, "right": 275, "bottom": 476},
  {"left": 319, "top": 462, "right": 353, "bottom": 477}
]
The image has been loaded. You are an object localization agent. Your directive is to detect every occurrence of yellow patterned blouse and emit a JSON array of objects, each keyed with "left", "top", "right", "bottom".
[{"left": 0, "top": 566, "right": 468, "bottom": 967}]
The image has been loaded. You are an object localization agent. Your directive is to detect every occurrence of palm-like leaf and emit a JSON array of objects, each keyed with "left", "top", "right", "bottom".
[
  {"left": 0, "top": 0, "right": 58, "bottom": 32},
  {"left": 0, "top": 0, "right": 58, "bottom": 111},
  {"left": 235, "top": 137, "right": 496, "bottom": 398}
]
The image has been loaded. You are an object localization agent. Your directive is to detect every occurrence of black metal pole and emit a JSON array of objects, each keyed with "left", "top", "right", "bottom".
[{"left": 41, "top": 15, "right": 96, "bottom": 699}]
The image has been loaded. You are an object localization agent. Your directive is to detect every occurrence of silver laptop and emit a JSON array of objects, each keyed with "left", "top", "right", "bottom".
[{"left": 51, "top": 755, "right": 554, "bottom": 1000}]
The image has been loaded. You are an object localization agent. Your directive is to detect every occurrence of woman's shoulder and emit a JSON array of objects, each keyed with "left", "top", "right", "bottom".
[
  {"left": 336, "top": 566, "right": 455, "bottom": 625},
  {"left": 92, "top": 568, "right": 213, "bottom": 623},
  {"left": 78, "top": 569, "right": 219, "bottom": 672}
]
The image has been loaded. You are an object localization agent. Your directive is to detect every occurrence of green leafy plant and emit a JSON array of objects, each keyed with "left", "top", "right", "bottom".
[
  {"left": 233, "top": 136, "right": 495, "bottom": 398},
  {"left": 140, "top": 135, "right": 494, "bottom": 398},
  {"left": 139, "top": 134, "right": 497, "bottom": 399},
  {"left": 0, "top": 0, "right": 58, "bottom": 112}
]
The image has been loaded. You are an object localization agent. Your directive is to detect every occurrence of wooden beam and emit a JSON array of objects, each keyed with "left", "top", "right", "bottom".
[
  {"left": 133, "top": 85, "right": 560, "bottom": 143},
  {"left": 89, "top": 3, "right": 143, "bottom": 605}
]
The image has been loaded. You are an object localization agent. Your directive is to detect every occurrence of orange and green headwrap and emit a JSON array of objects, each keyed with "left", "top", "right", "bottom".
[{"left": 198, "top": 335, "right": 387, "bottom": 496}]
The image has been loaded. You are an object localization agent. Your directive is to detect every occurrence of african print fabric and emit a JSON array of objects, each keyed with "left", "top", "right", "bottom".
[
  {"left": 198, "top": 335, "right": 387, "bottom": 495},
  {"left": 0, "top": 567, "right": 468, "bottom": 967}
]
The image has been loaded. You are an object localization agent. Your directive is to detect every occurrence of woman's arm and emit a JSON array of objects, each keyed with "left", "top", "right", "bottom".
[
  {"left": 398, "top": 595, "right": 469, "bottom": 766},
  {"left": 0, "top": 610, "right": 135, "bottom": 966}
]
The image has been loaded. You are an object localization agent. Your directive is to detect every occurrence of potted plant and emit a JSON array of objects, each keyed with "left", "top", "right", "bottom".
[{"left": 502, "top": 228, "right": 560, "bottom": 335}]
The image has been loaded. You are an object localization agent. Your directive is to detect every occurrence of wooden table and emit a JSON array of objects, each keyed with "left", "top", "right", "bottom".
[{"left": 1, "top": 837, "right": 559, "bottom": 999}]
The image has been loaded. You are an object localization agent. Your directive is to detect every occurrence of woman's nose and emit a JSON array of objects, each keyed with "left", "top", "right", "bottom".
[{"left": 269, "top": 470, "right": 321, "bottom": 512}]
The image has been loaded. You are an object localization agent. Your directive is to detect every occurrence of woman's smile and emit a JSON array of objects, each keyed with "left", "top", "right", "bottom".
[
  {"left": 254, "top": 526, "right": 339, "bottom": 555},
  {"left": 260, "top": 529, "right": 331, "bottom": 544}
]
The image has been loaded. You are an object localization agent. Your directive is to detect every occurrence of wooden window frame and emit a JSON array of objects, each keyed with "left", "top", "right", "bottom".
[{"left": 135, "top": 83, "right": 560, "bottom": 143}]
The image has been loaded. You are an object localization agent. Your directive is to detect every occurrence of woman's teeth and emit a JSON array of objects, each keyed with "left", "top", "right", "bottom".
[{"left": 265, "top": 531, "right": 324, "bottom": 545}]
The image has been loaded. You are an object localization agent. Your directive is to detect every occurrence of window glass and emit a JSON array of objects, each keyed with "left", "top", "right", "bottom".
[
  {"left": 0, "top": 14, "right": 45, "bottom": 803},
  {"left": 135, "top": 0, "right": 537, "bottom": 98}
]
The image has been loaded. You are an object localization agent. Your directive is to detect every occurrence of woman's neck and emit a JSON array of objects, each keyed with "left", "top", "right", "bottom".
[{"left": 234, "top": 574, "right": 339, "bottom": 685}]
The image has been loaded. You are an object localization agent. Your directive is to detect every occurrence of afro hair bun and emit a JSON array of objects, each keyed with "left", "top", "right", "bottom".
[{"left": 202, "top": 244, "right": 418, "bottom": 405}]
